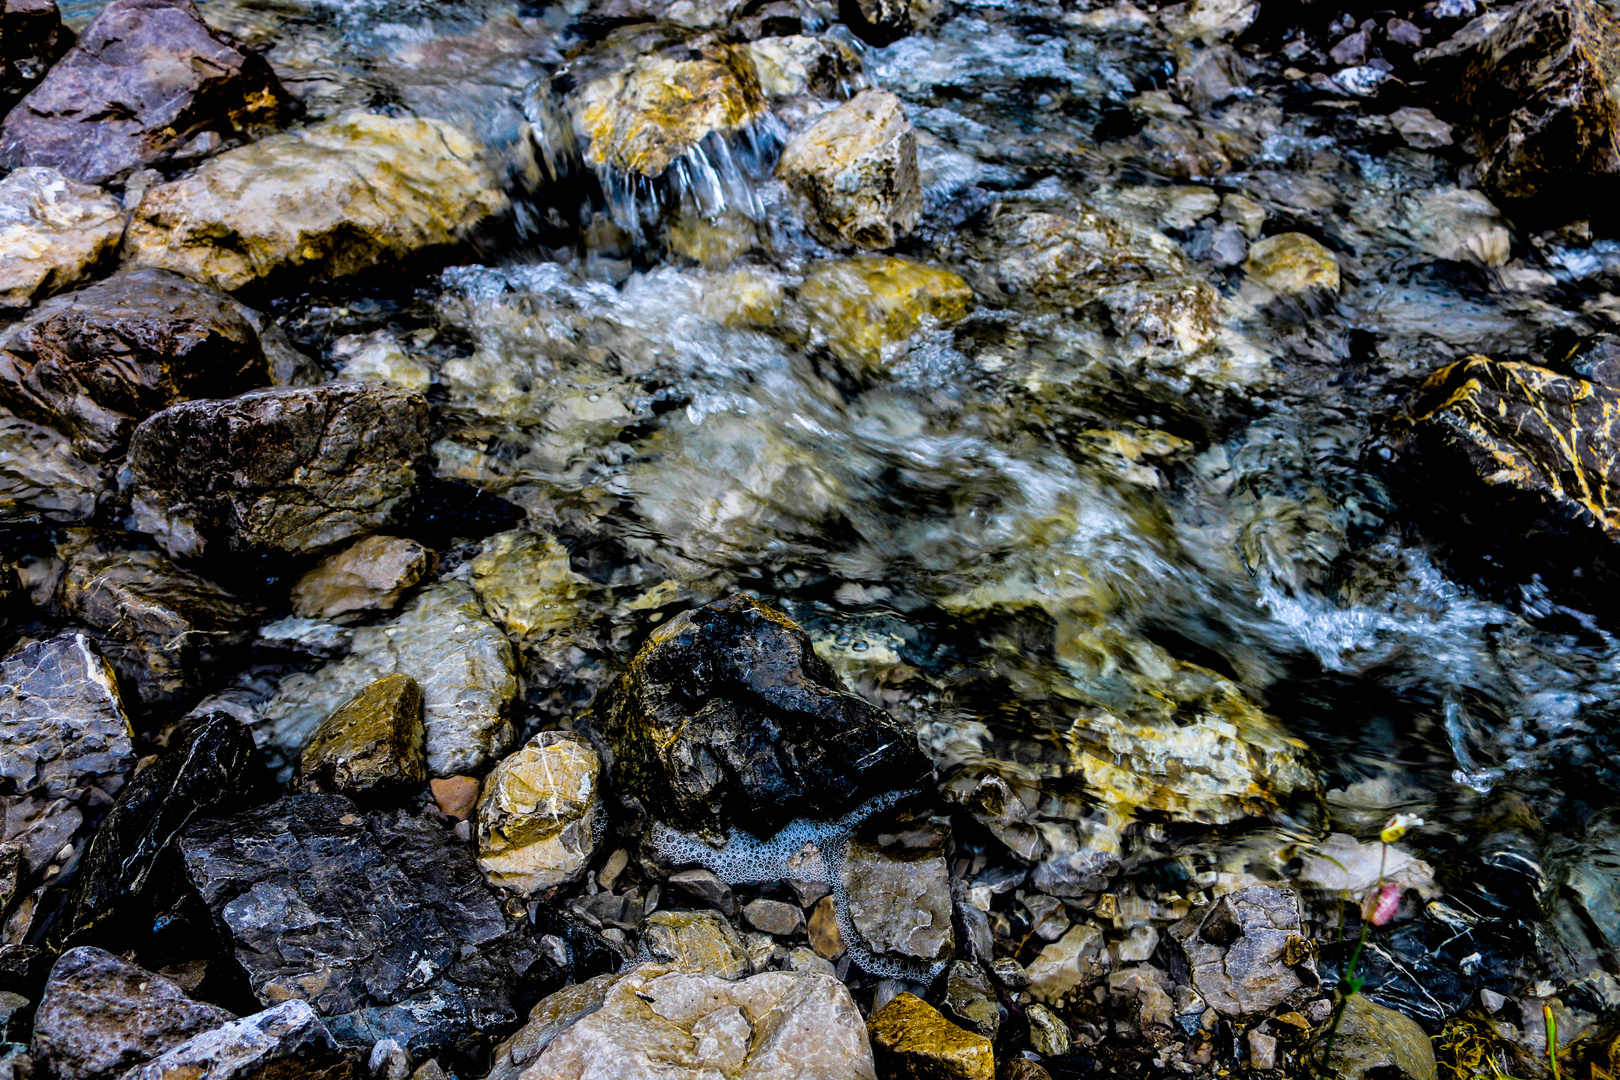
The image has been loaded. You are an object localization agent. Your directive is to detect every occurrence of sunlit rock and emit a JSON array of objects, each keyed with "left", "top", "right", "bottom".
[
  {"left": 777, "top": 88, "right": 919, "bottom": 250},
  {"left": 746, "top": 35, "right": 861, "bottom": 101},
  {"left": 293, "top": 673, "right": 427, "bottom": 796},
  {"left": 0, "top": 168, "right": 125, "bottom": 311},
  {"left": 470, "top": 529, "right": 589, "bottom": 640},
  {"left": 1242, "top": 232, "right": 1340, "bottom": 295},
  {"left": 796, "top": 255, "right": 973, "bottom": 372},
  {"left": 867, "top": 993, "right": 993, "bottom": 1080},
  {"left": 475, "top": 731, "right": 603, "bottom": 896}
]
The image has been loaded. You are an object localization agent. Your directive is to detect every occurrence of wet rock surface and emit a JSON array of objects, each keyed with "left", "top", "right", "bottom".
[
  {"left": 1170, "top": 886, "right": 1317, "bottom": 1018},
  {"left": 290, "top": 535, "right": 436, "bottom": 623},
  {"left": 0, "top": 0, "right": 70, "bottom": 113},
  {"left": 867, "top": 992, "right": 993, "bottom": 1080},
  {"left": 293, "top": 674, "right": 427, "bottom": 796},
  {"left": 797, "top": 256, "right": 973, "bottom": 373},
  {"left": 641, "top": 909, "right": 751, "bottom": 978},
  {"left": 474, "top": 730, "right": 602, "bottom": 895},
  {"left": 118, "top": 1001, "right": 352, "bottom": 1080},
  {"left": 0, "top": 168, "right": 125, "bottom": 311},
  {"left": 0, "top": 404, "right": 104, "bottom": 520},
  {"left": 777, "top": 88, "right": 920, "bottom": 250}
]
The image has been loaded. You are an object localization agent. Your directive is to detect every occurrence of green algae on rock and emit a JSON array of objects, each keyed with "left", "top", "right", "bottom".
[
  {"left": 796, "top": 255, "right": 973, "bottom": 373},
  {"left": 294, "top": 673, "right": 427, "bottom": 796},
  {"left": 475, "top": 730, "right": 603, "bottom": 896}
]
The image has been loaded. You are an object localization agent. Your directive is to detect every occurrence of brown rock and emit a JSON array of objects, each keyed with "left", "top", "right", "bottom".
[
  {"left": 776, "top": 89, "right": 920, "bottom": 250},
  {"left": 641, "top": 910, "right": 751, "bottom": 979},
  {"left": 431, "top": 776, "right": 480, "bottom": 821},
  {"left": 808, "top": 894, "right": 843, "bottom": 960},
  {"left": 0, "top": 0, "right": 289, "bottom": 185},
  {"left": 293, "top": 674, "right": 426, "bottom": 795},
  {"left": 290, "top": 535, "right": 436, "bottom": 623},
  {"left": 868, "top": 993, "right": 994, "bottom": 1080}
]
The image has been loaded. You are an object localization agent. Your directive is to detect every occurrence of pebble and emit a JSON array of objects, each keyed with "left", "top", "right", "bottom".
[
  {"left": 743, "top": 898, "right": 806, "bottom": 937},
  {"left": 808, "top": 894, "right": 844, "bottom": 960},
  {"left": 430, "top": 776, "right": 480, "bottom": 821}
]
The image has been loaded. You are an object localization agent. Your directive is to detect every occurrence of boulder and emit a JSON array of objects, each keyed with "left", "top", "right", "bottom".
[
  {"left": 776, "top": 89, "right": 919, "bottom": 250},
  {"left": 486, "top": 972, "right": 619, "bottom": 1080},
  {"left": 125, "top": 381, "right": 429, "bottom": 559},
  {"left": 583, "top": 595, "right": 932, "bottom": 842},
  {"left": 293, "top": 674, "right": 427, "bottom": 796},
  {"left": 0, "top": 268, "right": 268, "bottom": 460},
  {"left": 517, "top": 963, "right": 876, "bottom": 1079},
  {"left": 255, "top": 581, "right": 518, "bottom": 778},
  {"left": 116, "top": 1001, "right": 352, "bottom": 1080},
  {"left": 867, "top": 993, "right": 993, "bottom": 1080},
  {"left": 843, "top": 812, "right": 954, "bottom": 967},
  {"left": 474, "top": 730, "right": 603, "bottom": 896},
  {"left": 1168, "top": 886, "right": 1318, "bottom": 1018},
  {"left": 122, "top": 112, "right": 509, "bottom": 292},
  {"left": 0, "top": 406, "right": 104, "bottom": 521},
  {"left": 796, "top": 256, "right": 973, "bottom": 373},
  {"left": 31, "top": 947, "right": 235, "bottom": 1080},
  {"left": 0, "top": 0, "right": 289, "bottom": 185},
  {"left": 0, "top": 168, "right": 125, "bottom": 310},
  {"left": 178, "top": 793, "right": 537, "bottom": 1054},
  {"left": 289, "top": 535, "right": 436, "bottom": 623},
  {"left": 0, "top": 0, "right": 71, "bottom": 112},
  {"left": 640, "top": 910, "right": 751, "bottom": 978}
]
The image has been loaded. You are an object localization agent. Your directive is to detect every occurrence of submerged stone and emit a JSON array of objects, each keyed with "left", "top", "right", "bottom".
[
  {"left": 117, "top": 1001, "right": 351, "bottom": 1080},
  {"left": 867, "top": 993, "right": 993, "bottom": 1080},
  {"left": 843, "top": 811, "right": 954, "bottom": 967},
  {"left": 289, "top": 535, "right": 436, "bottom": 624},
  {"left": 469, "top": 529, "right": 588, "bottom": 640},
  {"left": 1168, "top": 886, "right": 1317, "bottom": 1018},
  {"left": 0, "top": 168, "right": 125, "bottom": 311},
  {"left": 941, "top": 962, "right": 999, "bottom": 1039},
  {"left": 294, "top": 674, "right": 427, "bottom": 796},
  {"left": 1243, "top": 232, "right": 1340, "bottom": 295},
  {"left": 475, "top": 730, "right": 603, "bottom": 896},
  {"left": 776, "top": 88, "right": 920, "bottom": 250},
  {"left": 583, "top": 595, "right": 932, "bottom": 842},
  {"left": 797, "top": 256, "right": 973, "bottom": 373}
]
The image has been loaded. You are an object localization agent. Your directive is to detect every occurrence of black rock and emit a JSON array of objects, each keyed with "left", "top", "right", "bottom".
[
  {"left": 583, "top": 595, "right": 933, "bottom": 842},
  {"left": 0, "top": 0, "right": 70, "bottom": 115},
  {"left": 178, "top": 793, "right": 538, "bottom": 1056}
]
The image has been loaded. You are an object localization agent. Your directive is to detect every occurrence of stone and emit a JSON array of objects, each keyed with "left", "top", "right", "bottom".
[
  {"left": 290, "top": 536, "right": 437, "bottom": 623},
  {"left": 31, "top": 947, "right": 235, "bottom": 1080},
  {"left": 940, "top": 962, "right": 998, "bottom": 1039},
  {"left": 1248, "top": 1029, "right": 1278, "bottom": 1071},
  {"left": 0, "top": 406, "right": 104, "bottom": 521},
  {"left": 431, "top": 777, "right": 480, "bottom": 822},
  {"left": 843, "top": 813, "right": 954, "bottom": 966},
  {"left": 742, "top": 899, "right": 805, "bottom": 938},
  {"left": 980, "top": 208, "right": 1190, "bottom": 304},
  {"left": 0, "top": 0, "right": 70, "bottom": 113},
  {"left": 1243, "top": 232, "right": 1339, "bottom": 295},
  {"left": 0, "top": 269, "right": 268, "bottom": 460},
  {"left": 57, "top": 533, "right": 257, "bottom": 704},
  {"left": 1296, "top": 834, "right": 1437, "bottom": 898},
  {"left": 1107, "top": 967, "right": 1174, "bottom": 1028},
  {"left": 0, "top": 168, "right": 125, "bottom": 311},
  {"left": 256, "top": 581, "right": 518, "bottom": 779},
  {"left": 641, "top": 910, "right": 751, "bottom": 979},
  {"left": 1025, "top": 1004, "right": 1069, "bottom": 1057},
  {"left": 1169, "top": 886, "right": 1317, "bottom": 1018},
  {"left": 1390, "top": 107, "right": 1454, "bottom": 150},
  {"left": 1400, "top": 187, "right": 1509, "bottom": 266},
  {"left": 475, "top": 731, "right": 603, "bottom": 896},
  {"left": 123, "top": 112, "right": 509, "bottom": 292},
  {"left": 1327, "top": 994, "right": 1438, "bottom": 1080},
  {"left": 776, "top": 89, "right": 919, "bottom": 250},
  {"left": 1001, "top": 1063, "right": 1052, "bottom": 1080},
  {"left": 583, "top": 595, "right": 932, "bottom": 842},
  {"left": 807, "top": 895, "right": 843, "bottom": 960},
  {"left": 0, "top": 0, "right": 289, "bottom": 186},
  {"left": 797, "top": 256, "right": 973, "bottom": 373},
  {"left": 787, "top": 947, "right": 835, "bottom": 977},
  {"left": 53, "top": 713, "right": 255, "bottom": 950},
  {"left": 669, "top": 869, "right": 735, "bottom": 918},
  {"left": 294, "top": 674, "right": 426, "bottom": 796},
  {"left": 117, "top": 1001, "right": 351, "bottom": 1080},
  {"left": 178, "top": 793, "right": 537, "bottom": 1055},
  {"left": 745, "top": 35, "right": 861, "bottom": 100},
  {"left": 518, "top": 963, "right": 876, "bottom": 1079},
  {"left": 469, "top": 530, "right": 588, "bottom": 640},
  {"left": 840, "top": 0, "right": 936, "bottom": 46},
  {"left": 487, "top": 972, "right": 618, "bottom": 1080},
  {"left": 867, "top": 993, "right": 993, "bottom": 1080},
  {"left": 1024, "top": 923, "right": 1103, "bottom": 1005},
  {"left": 126, "top": 382, "right": 429, "bottom": 560}
]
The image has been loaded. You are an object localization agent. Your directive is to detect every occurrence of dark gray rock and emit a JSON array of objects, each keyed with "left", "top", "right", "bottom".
[
  {"left": 31, "top": 946, "right": 234, "bottom": 1080},
  {"left": 940, "top": 961, "right": 998, "bottom": 1039},
  {"left": 0, "top": 0, "right": 71, "bottom": 113},
  {"left": 0, "top": 269, "right": 269, "bottom": 460},
  {"left": 126, "top": 382, "right": 429, "bottom": 560},
  {"left": 178, "top": 793, "right": 537, "bottom": 1055},
  {"left": 0, "top": 406, "right": 104, "bottom": 522},
  {"left": 0, "top": 0, "right": 289, "bottom": 186},
  {"left": 1168, "top": 885, "right": 1318, "bottom": 1018},
  {"left": 117, "top": 1001, "right": 353, "bottom": 1080}
]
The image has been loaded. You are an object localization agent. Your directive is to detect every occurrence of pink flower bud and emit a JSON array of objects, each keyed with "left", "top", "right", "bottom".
[{"left": 1364, "top": 883, "right": 1401, "bottom": 926}]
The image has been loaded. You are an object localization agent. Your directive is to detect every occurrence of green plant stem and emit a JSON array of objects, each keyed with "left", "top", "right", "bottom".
[
  {"left": 1543, "top": 1005, "right": 1561, "bottom": 1080},
  {"left": 1309, "top": 842, "right": 1389, "bottom": 1080}
]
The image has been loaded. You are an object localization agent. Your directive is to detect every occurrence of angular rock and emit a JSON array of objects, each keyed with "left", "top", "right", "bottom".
[
  {"left": 520, "top": 963, "right": 876, "bottom": 1079},
  {"left": 126, "top": 381, "right": 429, "bottom": 559},
  {"left": 1024, "top": 923, "right": 1103, "bottom": 1005},
  {"left": 1169, "top": 886, "right": 1317, "bottom": 1018},
  {"left": 430, "top": 777, "right": 480, "bottom": 822},
  {"left": 469, "top": 529, "right": 588, "bottom": 640},
  {"left": 0, "top": 168, "right": 125, "bottom": 311},
  {"left": 1327, "top": 994, "right": 1439, "bottom": 1080},
  {"left": 290, "top": 536, "right": 436, "bottom": 623},
  {"left": 31, "top": 947, "right": 234, "bottom": 1080},
  {"left": 256, "top": 581, "right": 518, "bottom": 778},
  {"left": 1243, "top": 232, "right": 1339, "bottom": 295},
  {"left": 123, "top": 112, "right": 509, "bottom": 292},
  {"left": 641, "top": 910, "right": 751, "bottom": 979},
  {"left": 981, "top": 208, "right": 1190, "bottom": 304},
  {"left": 797, "top": 256, "right": 973, "bottom": 374},
  {"left": 0, "top": 268, "right": 268, "bottom": 460},
  {"left": 867, "top": 993, "right": 993, "bottom": 1080},
  {"left": 746, "top": 35, "right": 861, "bottom": 100},
  {"left": 486, "top": 972, "right": 619, "bottom": 1080},
  {"left": 843, "top": 812, "right": 954, "bottom": 967},
  {"left": 777, "top": 89, "right": 919, "bottom": 250},
  {"left": 584, "top": 595, "right": 932, "bottom": 842},
  {"left": 53, "top": 713, "right": 255, "bottom": 950},
  {"left": 941, "top": 962, "right": 999, "bottom": 1039},
  {"left": 178, "top": 793, "right": 537, "bottom": 1054},
  {"left": 1026, "top": 1004, "right": 1069, "bottom": 1057},
  {"left": 294, "top": 674, "right": 426, "bottom": 796},
  {"left": 808, "top": 894, "right": 843, "bottom": 961},
  {"left": 118, "top": 1001, "right": 352, "bottom": 1080},
  {"left": 475, "top": 731, "right": 603, "bottom": 896},
  {"left": 669, "top": 868, "right": 736, "bottom": 918},
  {"left": 0, "top": 0, "right": 289, "bottom": 185},
  {"left": 742, "top": 899, "right": 805, "bottom": 938},
  {"left": 0, "top": 0, "right": 71, "bottom": 112},
  {"left": 0, "top": 406, "right": 103, "bottom": 521}
]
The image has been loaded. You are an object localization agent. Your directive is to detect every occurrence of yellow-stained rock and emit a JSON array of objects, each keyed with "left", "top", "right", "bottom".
[
  {"left": 797, "top": 256, "right": 973, "bottom": 372},
  {"left": 640, "top": 909, "right": 751, "bottom": 979},
  {"left": 1244, "top": 232, "right": 1340, "bottom": 294},
  {"left": 868, "top": 993, "right": 994, "bottom": 1080},
  {"left": 469, "top": 529, "right": 588, "bottom": 640},
  {"left": 475, "top": 730, "right": 603, "bottom": 895},
  {"left": 776, "top": 88, "right": 920, "bottom": 250},
  {"left": 294, "top": 673, "right": 426, "bottom": 795}
]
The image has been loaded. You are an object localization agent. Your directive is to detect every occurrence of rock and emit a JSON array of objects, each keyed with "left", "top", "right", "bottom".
[
  {"left": 475, "top": 731, "right": 603, "bottom": 896},
  {"left": 669, "top": 869, "right": 735, "bottom": 918},
  {"left": 776, "top": 89, "right": 919, "bottom": 250},
  {"left": 1169, "top": 886, "right": 1317, "bottom": 1018},
  {"left": 518, "top": 963, "right": 876, "bottom": 1079},
  {"left": 980, "top": 207, "right": 1189, "bottom": 304},
  {"left": 742, "top": 899, "right": 805, "bottom": 938},
  {"left": 0, "top": 168, "right": 125, "bottom": 311},
  {"left": 126, "top": 382, "right": 429, "bottom": 559},
  {"left": 469, "top": 530, "right": 588, "bottom": 640},
  {"left": 1243, "top": 232, "right": 1340, "bottom": 295},
  {"left": 941, "top": 962, "right": 999, "bottom": 1039},
  {"left": 1001, "top": 1063, "right": 1053, "bottom": 1080},
  {"left": 57, "top": 533, "right": 257, "bottom": 704},
  {"left": 797, "top": 256, "right": 973, "bottom": 374},
  {"left": 486, "top": 972, "right": 618, "bottom": 1080},
  {"left": 1248, "top": 1029, "right": 1278, "bottom": 1071},
  {"left": 53, "top": 713, "right": 255, "bottom": 950},
  {"left": 290, "top": 536, "right": 436, "bottom": 624},
  {"left": 1025, "top": 1004, "right": 1069, "bottom": 1057},
  {"left": 0, "top": 269, "right": 268, "bottom": 460},
  {"left": 0, "top": 0, "right": 289, "bottom": 186},
  {"left": 0, "top": 0, "right": 70, "bottom": 113},
  {"left": 867, "top": 993, "right": 993, "bottom": 1080},
  {"left": 117, "top": 1001, "right": 352, "bottom": 1080},
  {"left": 807, "top": 895, "right": 843, "bottom": 960},
  {"left": 641, "top": 910, "right": 751, "bottom": 978},
  {"left": 178, "top": 793, "right": 537, "bottom": 1055},
  {"left": 1107, "top": 966, "right": 1174, "bottom": 1029},
  {"left": 1023, "top": 923, "right": 1103, "bottom": 1005},
  {"left": 840, "top": 0, "right": 936, "bottom": 46},
  {"left": 843, "top": 813, "right": 954, "bottom": 967},
  {"left": 122, "top": 112, "right": 509, "bottom": 292},
  {"left": 1296, "top": 834, "right": 1437, "bottom": 897},
  {"left": 430, "top": 777, "right": 480, "bottom": 822},
  {"left": 293, "top": 674, "right": 427, "bottom": 796},
  {"left": 745, "top": 35, "right": 861, "bottom": 100},
  {"left": 0, "top": 406, "right": 104, "bottom": 521},
  {"left": 31, "top": 947, "right": 234, "bottom": 1080},
  {"left": 1325, "top": 994, "right": 1438, "bottom": 1080},
  {"left": 1399, "top": 187, "right": 1510, "bottom": 266},
  {"left": 1389, "top": 106, "right": 1454, "bottom": 150}
]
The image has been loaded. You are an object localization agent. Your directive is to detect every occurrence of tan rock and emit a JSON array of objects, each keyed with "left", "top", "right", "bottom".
[
  {"left": 868, "top": 993, "right": 993, "bottom": 1080},
  {"left": 431, "top": 776, "right": 480, "bottom": 821},
  {"left": 807, "top": 894, "right": 843, "bottom": 960},
  {"left": 1244, "top": 232, "right": 1340, "bottom": 294},
  {"left": 0, "top": 167, "right": 125, "bottom": 310},
  {"left": 797, "top": 256, "right": 973, "bottom": 373},
  {"left": 470, "top": 530, "right": 588, "bottom": 640},
  {"left": 777, "top": 88, "right": 919, "bottom": 250},
  {"left": 1328, "top": 994, "right": 1438, "bottom": 1080},
  {"left": 123, "top": 112, "right": 509, "bottom": 292},
  {"left": 1024, "top": 923, "right": 1103, "bottom": 1005},
  {"left": 293, "top": 673, "right": 425, "bottom": 795},
  {"left": 476, "top": 730, "right": 603, "bottom": 895},
  {"left": 745, "top": 35, "right": 860, "bottom": 100},
  {"left": 641, "top": 910, "right": 751, "bottom": 979},
  {"left": 290, "top": 535, "right": 436, "bottom": 623}
]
